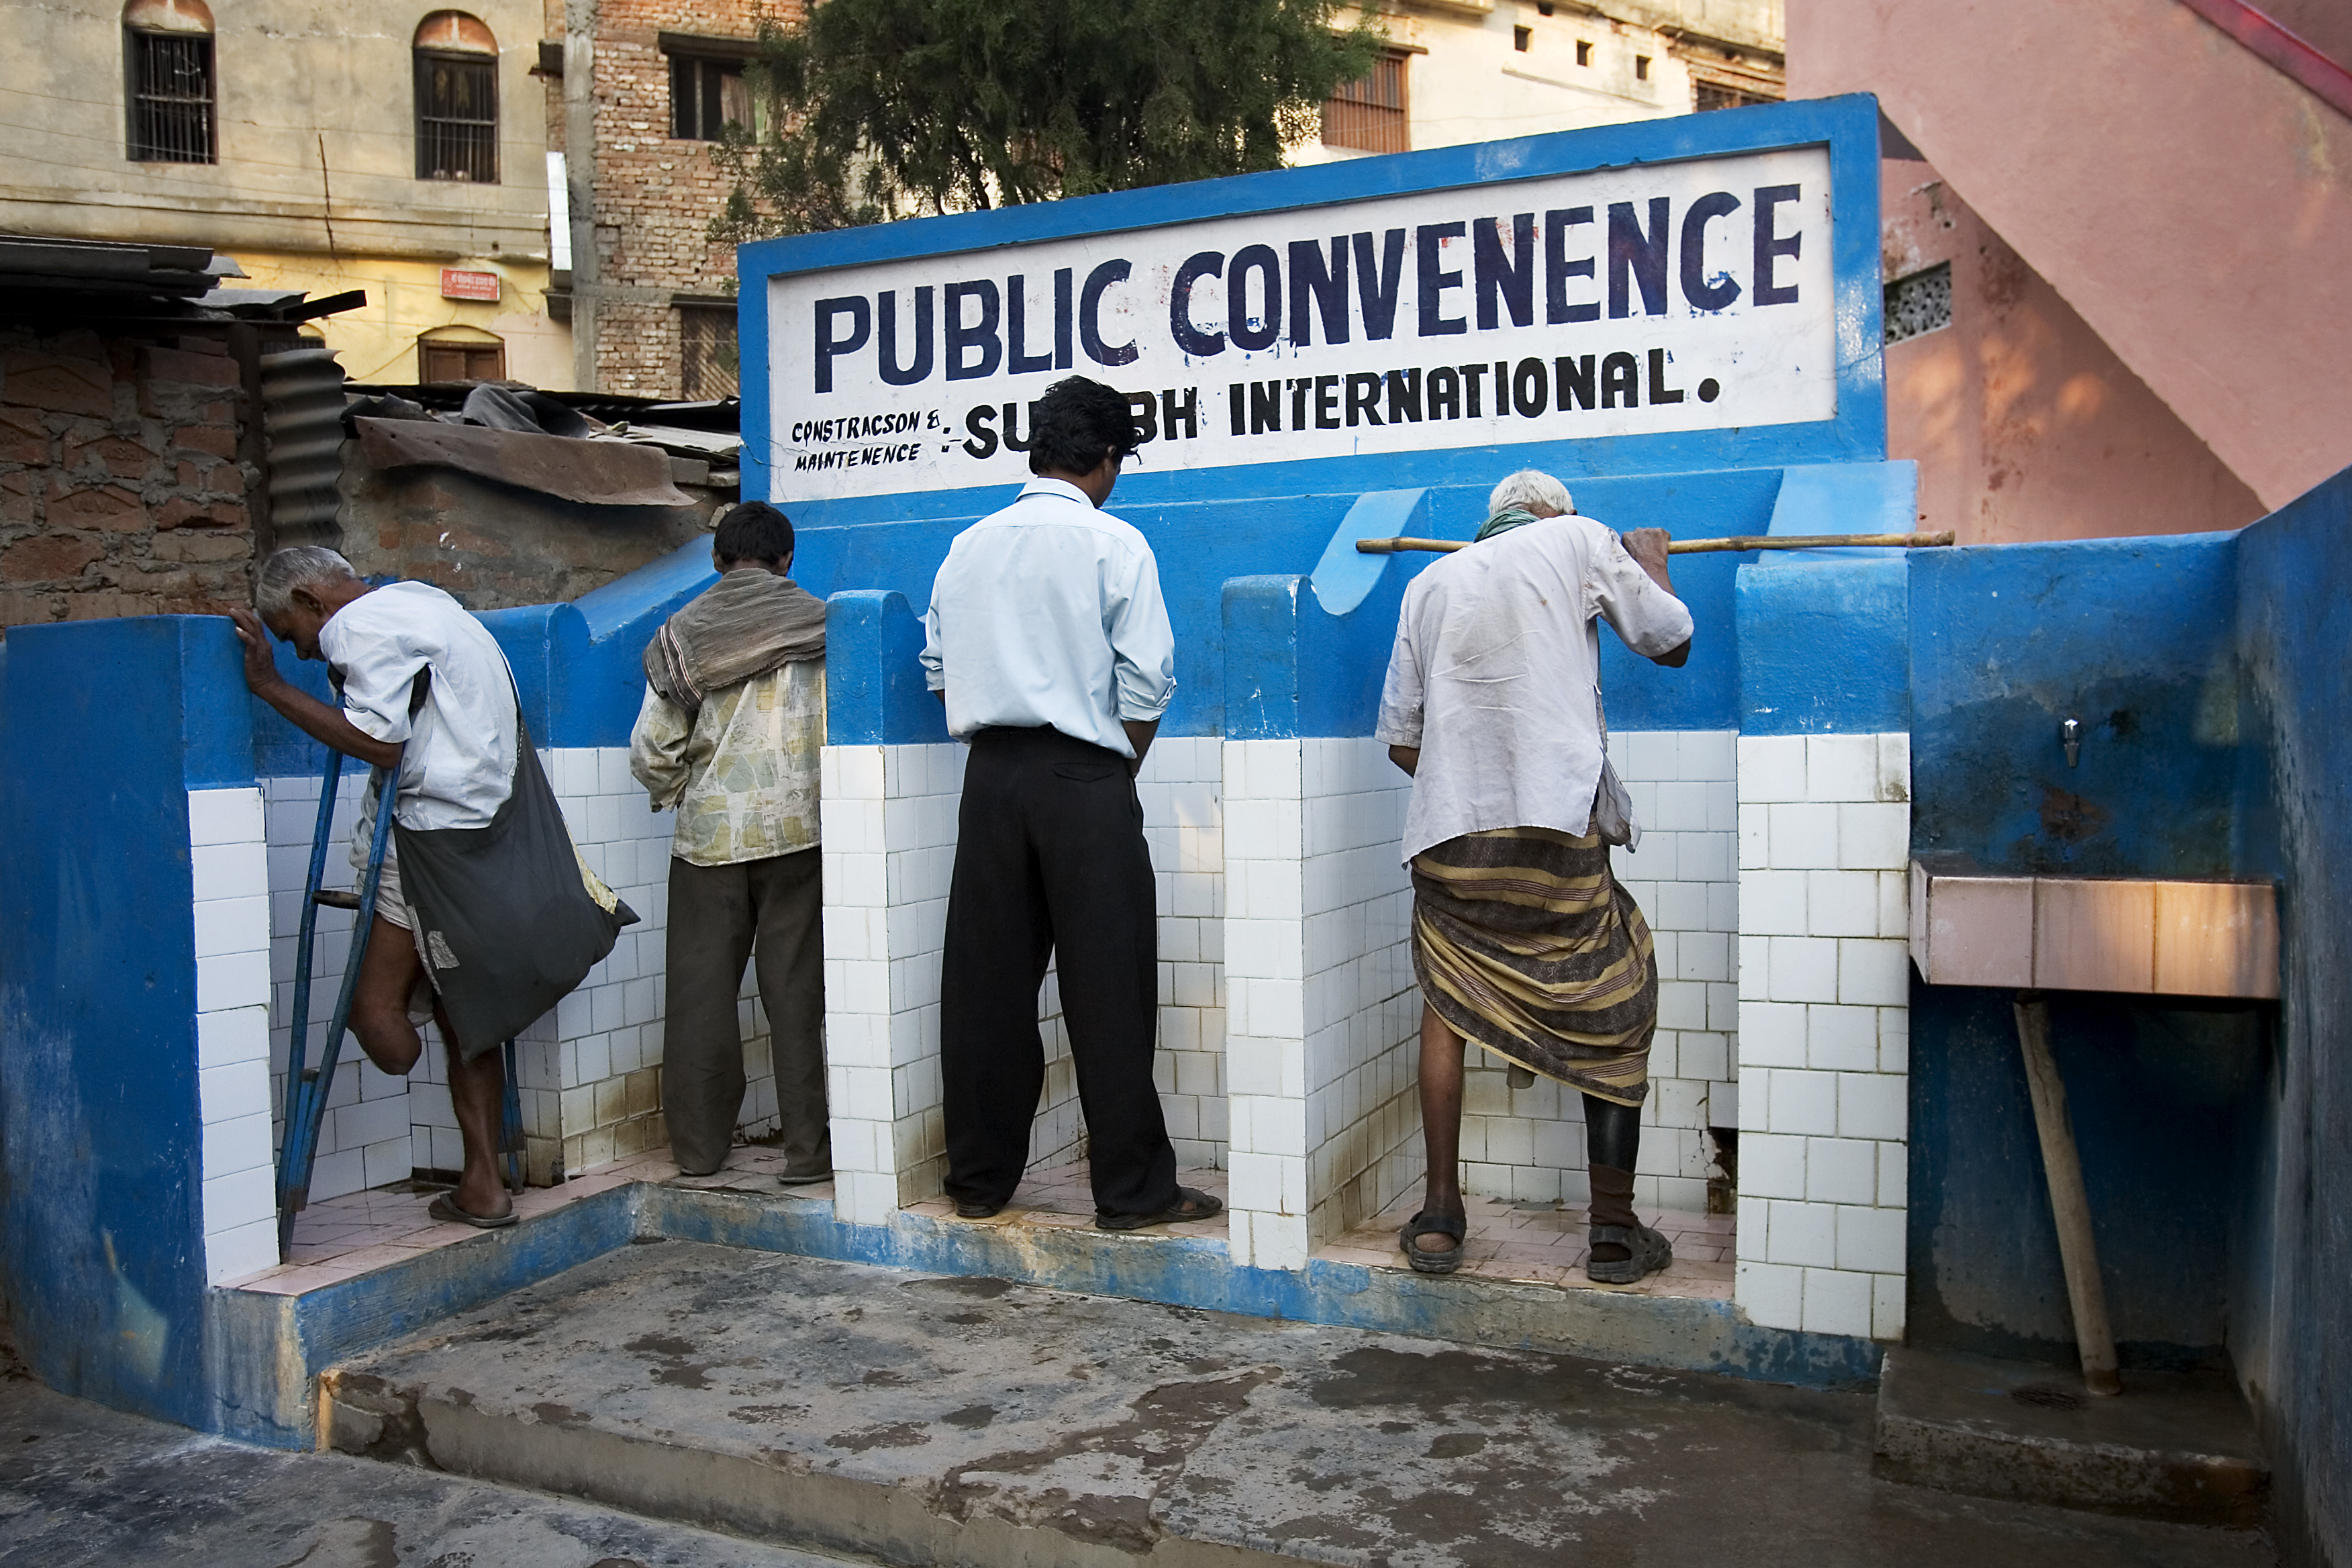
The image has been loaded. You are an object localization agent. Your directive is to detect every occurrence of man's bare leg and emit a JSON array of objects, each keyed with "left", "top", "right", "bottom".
[
  {"left": 345, "top": 914, "right": 509, "bottom": 1220},
  {"left": 1414, "top": 1001, "right": 1467, "bottom": 1253},
  {"left": 440, "top": 1012, "right": 512, "bottom": 1222},
  {"left": 348, "top": 914, "right": 427, "bottom": 1077}
]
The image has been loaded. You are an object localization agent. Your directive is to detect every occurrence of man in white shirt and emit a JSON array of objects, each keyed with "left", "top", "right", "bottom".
[
  {"left": 921, "top": 377, "right": 1219, "bottom": 1231},
  {"left": 232, "top": 548, "right": 522, "bottom": 1228},
  {"left": 1375, "top": 471, "right": 1694, "bottom": 1282}
]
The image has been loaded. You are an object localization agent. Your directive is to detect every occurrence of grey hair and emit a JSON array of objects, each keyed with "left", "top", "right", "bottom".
[
  {"left": 1488, "top": 470, "right": 1574, "bottom": 519},
  {"left": 254, "top": 546, "right": 358, "bottom": 616}
]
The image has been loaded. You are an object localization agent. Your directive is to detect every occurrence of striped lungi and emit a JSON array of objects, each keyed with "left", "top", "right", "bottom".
[{"left": 1410, "top": 825, "right": 1658, "bottom": 1106}]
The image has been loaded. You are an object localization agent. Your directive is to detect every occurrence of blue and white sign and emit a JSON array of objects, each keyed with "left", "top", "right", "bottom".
[{"left": 768, "top": 146, "right": 1833, "bottom": 498}]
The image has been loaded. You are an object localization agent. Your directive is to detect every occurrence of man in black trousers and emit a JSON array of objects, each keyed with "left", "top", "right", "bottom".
[{"left": 921, "top": 376, "right": 1222, "bottom": 1231}]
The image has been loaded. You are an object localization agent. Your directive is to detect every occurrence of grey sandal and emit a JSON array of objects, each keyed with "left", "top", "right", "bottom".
[
  {"left": 1585, "top": 1222, "right": 1672, "bottom": 1284},
  {"left": 1400, "top": 1211, "right": 1467, "bottom": 1275}
]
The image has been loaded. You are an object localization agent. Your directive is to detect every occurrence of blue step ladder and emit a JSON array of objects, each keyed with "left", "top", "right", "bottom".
[{"left": 274, "top": 746, "right": 526, "bottom": 1262}]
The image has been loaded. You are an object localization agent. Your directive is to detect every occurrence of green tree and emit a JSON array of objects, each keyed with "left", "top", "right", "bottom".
[{"left": 713, "top": 0, "right": 1387, "bottom": 240}]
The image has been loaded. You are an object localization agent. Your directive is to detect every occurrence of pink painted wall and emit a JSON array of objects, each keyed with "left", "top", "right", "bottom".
[
  {"left": 1790, "top": 0, "right": 2352, "bottom": 510},
  {"left": 1881, "top": 160, "right": 2264, "bottom": 545}
]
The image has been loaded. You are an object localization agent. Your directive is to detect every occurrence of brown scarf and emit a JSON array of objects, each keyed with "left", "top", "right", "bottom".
[{"left": 644, "top": 568, "right": 827, "bottom": 716}]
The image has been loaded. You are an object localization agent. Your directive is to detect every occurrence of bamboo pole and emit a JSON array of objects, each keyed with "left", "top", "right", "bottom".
[
  {"left": 2013, "top": 990, "right": 2124, "bottom": 1396},
  {"left": 1355, "top": 530, "right": 1957, "bottom": 556}
]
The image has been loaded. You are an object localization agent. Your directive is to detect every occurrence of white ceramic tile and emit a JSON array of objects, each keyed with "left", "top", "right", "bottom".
[
  {"left": 1806, "top": 1005, "right": 1879, "bottom": 1073},
  {"left": 1767, "top": 936, "right": 1839, "bottom": 1003},
  {"left": 1838, "top": 1072, "right": 1907, "bottom": 1142},
  {"left": 1804, "top": 735, "right": 1879, "bottom": 803},
  {"left": 1736, "top": 1259, "right": 1804, "bottom": 1329},
  {"left": 1805, "top": 871, "right": 1880, "bottom": 938},
  {"left": 187, "top": 787, "right": 266, "bottom": 848},
  {"left": 1836, "top": 1204, "right": 1906, "bottom": 1273},
  {"left": 1802, "top": 1265, "right": 1873, "bottom": 1336},
  {"left": 1839, "top": 803, "right": 1910, "bottom": 871},
  {"left": 1805, "top": 1136, "right": 1879, "bottom": 1205},
  {"left": 1765, "top": 1197, "right": 1836, "bottom": 1266},
  {"left": 1738, "top": 736, "right": 1806, "bottom": 803},
  {"left": 1872, "top": 1271, "right": 1908, "bottom": 1340},
  {"left": 1764, "top": 1068, "right": 1839, "bottom": 1136},
  {"left": 1741, "top": 1130, "right": 1806, "bottom": 1198},
  {"left": 1838, "top": 939, "right": 1910, "bottom": 1007}
]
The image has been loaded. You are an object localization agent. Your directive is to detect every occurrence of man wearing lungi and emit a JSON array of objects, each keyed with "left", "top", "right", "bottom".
[
  {"left": 232, "top": 548, "right": 525, "bottom": 1228},
  {"left": 922, "top": 375, "right": 1220, "bottom": 1232},
  {"left": 1375, "top": 470, "right": 1694, "bottom": 1281},
  {"left": 631, "top": 501, "right": 831, "bottom": 1185}
]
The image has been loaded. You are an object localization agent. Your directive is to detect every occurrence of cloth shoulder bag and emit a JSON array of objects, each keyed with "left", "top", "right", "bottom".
[{"left": 393, "top": 708, "right": 639, "bottom": 1059}]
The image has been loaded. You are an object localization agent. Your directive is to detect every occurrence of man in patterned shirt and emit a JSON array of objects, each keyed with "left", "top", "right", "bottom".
[{"left": 631, "top": 503, "right": 830, "bottom": 1184}]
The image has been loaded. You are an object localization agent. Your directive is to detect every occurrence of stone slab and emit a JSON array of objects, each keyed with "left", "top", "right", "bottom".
[
  {"left": 332, "top": 1240, "right": 2268, "bottom": 1568},
  {"left": 1873, "top": 1346, "right": 2269, "bottom": 1527}
]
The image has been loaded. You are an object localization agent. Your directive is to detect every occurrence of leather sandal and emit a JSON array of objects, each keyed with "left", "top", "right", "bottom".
[
  {"left": 1096, "top": 1186, "right": 1223, "bottom": 1231},
  {"left": 1400, "top": 1211, "right": 1467, "bottom": 1275},
  {"left": 1585, "top": 1221, "right": 1673, "bottom": 1284}
]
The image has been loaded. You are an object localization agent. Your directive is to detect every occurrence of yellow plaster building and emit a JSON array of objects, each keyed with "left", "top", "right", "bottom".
[
  {"left": 1300, "top": 0, "right": 1783, "bottom": 164},
  {"left": 3, "top": 0, "right": 569, "bottom": 387}
]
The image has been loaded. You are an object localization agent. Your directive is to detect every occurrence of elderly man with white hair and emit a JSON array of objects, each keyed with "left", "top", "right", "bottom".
[
  {"left": 1375, "top": 469, "right": 1694, "bottom": 1281},
  {"left": 232, "top": 548, "right": 628, "bottom": 1228}
]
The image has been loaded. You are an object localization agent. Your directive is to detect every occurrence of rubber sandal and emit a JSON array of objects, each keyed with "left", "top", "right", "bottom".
[
  {"left": 428, "top": 1193, "right": 517, "bottom": 1230},
  {"left": 1400, "top": 1211, "right": 1467, "bottom": 1274},
  {"left": 1585, "top": 1222, "right": 1672, "bottom": 1284},
  {"left": 1096, "top": 1186, "right": 1224, "bottom": 1231}
]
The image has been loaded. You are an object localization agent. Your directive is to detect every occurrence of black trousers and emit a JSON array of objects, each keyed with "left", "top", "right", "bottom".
[
  {"left": 663, "top": 847, "right": 830, "bottom": 1178},
  {"left": 940, "top": 726, "right": 1178, "bottom": 1217}
]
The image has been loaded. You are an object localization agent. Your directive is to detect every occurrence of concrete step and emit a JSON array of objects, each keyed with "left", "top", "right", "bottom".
[
  {"left": 1872, "top": 1346, "right": 2269, "bottom": 1527},
  {"left": 324, "top": 1240, "right": 2271, "bottom": 1568}
]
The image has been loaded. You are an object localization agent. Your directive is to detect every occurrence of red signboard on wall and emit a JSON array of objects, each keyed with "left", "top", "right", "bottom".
[{"left": 439, "top": 268, "right": 501, "bottom": 302}]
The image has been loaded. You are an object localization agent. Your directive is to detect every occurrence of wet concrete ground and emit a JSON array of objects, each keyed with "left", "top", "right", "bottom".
[
  {"left": 0, "top": 1367, "right": 861, "bottom": 1567},
  {"left": 326, "top": 1238, "right": 2273, "bottom": 1568}
]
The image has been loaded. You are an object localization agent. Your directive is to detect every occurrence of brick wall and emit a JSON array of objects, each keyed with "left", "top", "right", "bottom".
[
  {"left": 587, "top": 0, "right": 793, "bottom": 397},
  {"left": 0, "top": 325, "right": 258, "bottom": 630}
]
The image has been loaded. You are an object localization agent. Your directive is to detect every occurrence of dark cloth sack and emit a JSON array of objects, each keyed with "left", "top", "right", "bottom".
[{"left": 395, "top": 720, "right": 638, "bottom": 1059}]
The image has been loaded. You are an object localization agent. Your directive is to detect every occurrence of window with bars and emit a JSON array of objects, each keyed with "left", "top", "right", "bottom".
[
  {"left": 126, "top": 30, "right": 215, "bottom": 163},
  {"left": 1322, "top": 50, "right": 1409, "bottom": 156},
  {"left": 679, "top": 305, "right": 740, "bottom": 399},
  {"left": 416, "top": 52, "right": 498, "bottom": 181},
  {"left": 670, "top": 54, "right": 751, "bottom": 140},
  {"left": 1695, "top": 79, "right": 1775, "bottom": 111}
]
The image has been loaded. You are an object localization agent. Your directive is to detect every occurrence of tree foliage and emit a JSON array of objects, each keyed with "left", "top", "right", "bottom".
[{"left": 712, "top": 0, "right": 1387, "bottom": 240}]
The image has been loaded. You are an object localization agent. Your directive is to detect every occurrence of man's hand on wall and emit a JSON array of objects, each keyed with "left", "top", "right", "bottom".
[{"left": 228, "top": 606, "right": 288, "bottom": 697}]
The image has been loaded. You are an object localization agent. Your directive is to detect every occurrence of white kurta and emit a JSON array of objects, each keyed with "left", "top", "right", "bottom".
[{"left": 1375, "top": 515, "right": 1694, "bottom": 865}]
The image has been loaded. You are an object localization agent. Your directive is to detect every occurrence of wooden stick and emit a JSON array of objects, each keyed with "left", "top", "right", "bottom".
[
  {"left": 2014, "top": 990, "right": 2124, "bottom": 1396},
  {"left": 1355, "top": 530, "right": 1957, "bottom": 556}
]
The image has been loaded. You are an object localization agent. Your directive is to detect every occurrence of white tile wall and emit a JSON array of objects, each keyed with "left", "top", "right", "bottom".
[
  {"left": 260, "top": 773, "right": 413, "bottom": 1204},
  {"left": 1733, "top": 732, "right": 1912, "bottom": 1341},
  {"left": 821, "top": 739, "right": 1228, "bottom": 1225},
  {"left": 822, "top": 742, "right": 958, "bottom": 1224},
  {"left": 1140, "top": 738, "right": 1230, "bottom": 1169},
  {"left": 189, "top": 788, "right": 280, "bottom": 1286},
  {"left": 1453, "top": 730, "right": 1741, "bottom": 1216},
  {"left": 1223, "top": 738, "right": 1420, "bottom": 1266}
]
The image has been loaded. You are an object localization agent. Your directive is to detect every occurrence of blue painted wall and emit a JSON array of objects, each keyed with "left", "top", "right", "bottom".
[
  {"left": 1736, "top": 556, "right": 1909, "bottom": 735},
  {"left": 1898, "top": 532, "right": 2277, "bottom": 1373},
  {"left": 0, "top": 616, "right": 252, "bottom": 1430},
  {"left": 2231, "top": 464, "right": 2352, "bottom": 1568},
  {"left": 1910, "top": 533, "right": 2251, "bottom": 878}
]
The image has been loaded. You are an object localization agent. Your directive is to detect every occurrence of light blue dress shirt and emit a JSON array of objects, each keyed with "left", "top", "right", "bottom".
[{"left": 920, "top": 477, "right": 1177, "bottom": 758}]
